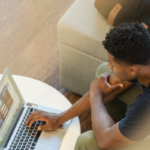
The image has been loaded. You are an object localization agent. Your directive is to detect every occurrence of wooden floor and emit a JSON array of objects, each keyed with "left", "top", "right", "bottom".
[{"left": 0, "top": 0, "right": 92, "bottom": 133}]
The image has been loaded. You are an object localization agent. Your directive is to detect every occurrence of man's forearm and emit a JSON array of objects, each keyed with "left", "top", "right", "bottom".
[
  {"left": 58, "top": 75, "right": 135, "bottom": 125},
  {"left": 90, "top": 92, "right": 115, "bottom": 148},
  {"left": 59, "top": 90, "right": 118, "bottom": 125},
  {"left": 59, "top": 91, "right": 91, "bottom": 124}
]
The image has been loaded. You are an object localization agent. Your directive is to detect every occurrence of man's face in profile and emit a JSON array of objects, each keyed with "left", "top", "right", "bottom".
[{"left": 107, "top": 52, "right": 138, "bottom": 82}]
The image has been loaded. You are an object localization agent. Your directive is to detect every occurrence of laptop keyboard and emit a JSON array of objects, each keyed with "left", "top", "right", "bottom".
[{"left": 8, "top": 107, "right": 46, "bottom": 150}]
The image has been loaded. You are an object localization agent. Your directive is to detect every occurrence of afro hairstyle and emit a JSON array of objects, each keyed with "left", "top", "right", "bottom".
[{"left": 102, "top": 22, "right": 150, "bottom": 65}]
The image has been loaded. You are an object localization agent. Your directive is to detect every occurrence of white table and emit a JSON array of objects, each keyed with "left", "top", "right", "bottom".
[{"left": 0, "top": 75, "right": 81, "bottom": 150}]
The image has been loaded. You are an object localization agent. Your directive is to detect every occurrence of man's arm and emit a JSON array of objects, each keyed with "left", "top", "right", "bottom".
[
  {"left": 58, "top": 75, "right": 135, "bottom": 125},
  {"left": 90, "top": 91, "right": 136, "bottom": 150},
  {"left": 26, "top": 74, "right": 136, "bottom": 130},
  {"left": 89, "top": 73, "right": 136, "bottom": 150}
]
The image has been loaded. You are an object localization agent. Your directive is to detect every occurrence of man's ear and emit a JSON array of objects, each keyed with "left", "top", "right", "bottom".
[{"left": 129, "top": 66, "right": 138, "bottom": 75}]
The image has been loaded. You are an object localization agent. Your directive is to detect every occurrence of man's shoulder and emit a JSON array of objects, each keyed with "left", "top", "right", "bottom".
[
  {"left": 131, "top": 94, "right": 150, "bottom": 107},
  {"left": 119, "top": 94, "right": 150, "bottom": 141},
  {"left": 127, "top": 94, "right": 150, "bottom": 118}
]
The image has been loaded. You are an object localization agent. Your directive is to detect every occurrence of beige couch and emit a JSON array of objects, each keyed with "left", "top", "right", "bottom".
[{"left": 57, "top": 0, "right": 112, "bottom": 96}]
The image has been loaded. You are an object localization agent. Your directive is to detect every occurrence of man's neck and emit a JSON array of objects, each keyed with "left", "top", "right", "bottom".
[
  {"left": 138, "top": 78, "right": 150, "bottom": 87},
  {"left": 136, "top": 65, "right": 150, "bottom": 87}
]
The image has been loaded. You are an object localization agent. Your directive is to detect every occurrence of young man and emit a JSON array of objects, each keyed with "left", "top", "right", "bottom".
[{"left": 26, "top": 22, "right": 150, "bottom": 150}]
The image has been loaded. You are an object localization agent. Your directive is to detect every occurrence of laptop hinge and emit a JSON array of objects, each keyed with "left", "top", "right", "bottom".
[{"left": 27, "top": 102, "right": 38, "bottom": 108}]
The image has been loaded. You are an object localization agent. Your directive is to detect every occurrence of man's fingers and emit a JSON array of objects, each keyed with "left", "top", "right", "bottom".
[
  {"left": 110, "top": 84, "right": 124, "bottom": 92},
  {"left": 26, "top": 111, "right": 43, "bottom": 124},
  {"left": 98, "top": 72, "right": 111, "bottom": 80},
  {"left": 38, "top": 125, "right": 60, "bottom": 131},
  {"left": 38, "top": 125, "right": 49, "bottom": 131},
  {"left": 26, "top": 113, "right": 37, "bottom": 124},
  {"left": 27, "top": 116, "right": 46, "bottom": 127},
  {"left": 102, "top": 72, "right": 111, "bottom": 79}
]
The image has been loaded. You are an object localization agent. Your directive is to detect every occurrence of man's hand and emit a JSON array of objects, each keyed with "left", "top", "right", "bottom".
[
  {"left": 90, "top": 72, "right": 124, "bottom": 97},
  {"left": 26, "top": 110, "right": 62, "bottom": 131}
]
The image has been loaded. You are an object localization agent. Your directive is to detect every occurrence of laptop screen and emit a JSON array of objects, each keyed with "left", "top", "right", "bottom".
[{"left": 0, "top": 73, "right": 22, "bottom": 146}]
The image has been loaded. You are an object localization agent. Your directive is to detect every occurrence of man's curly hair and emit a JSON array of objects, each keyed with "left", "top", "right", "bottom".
[{"left": 102, "top": 22, "right": 150, "bottom": 65}]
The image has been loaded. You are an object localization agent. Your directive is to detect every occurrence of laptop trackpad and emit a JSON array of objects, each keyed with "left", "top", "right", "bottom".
[
  {"left": 35, "top": 120, "right": 71, "bottom": 150},
  {"left": 41, "top": 130, "right": 65, "bottom": 148}
]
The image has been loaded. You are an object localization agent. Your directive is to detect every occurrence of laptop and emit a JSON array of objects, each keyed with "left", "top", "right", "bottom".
[{"left": 0, "top": 68, "right": 71, "bottom": 150}]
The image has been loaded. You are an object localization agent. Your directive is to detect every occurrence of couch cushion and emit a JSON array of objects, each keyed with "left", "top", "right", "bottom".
[
  {"left": 60, "top": 44, "right": 105, "bottom": 95},
  {"left": 57, "top": 0, "right": 112, "bottom": 62}
]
